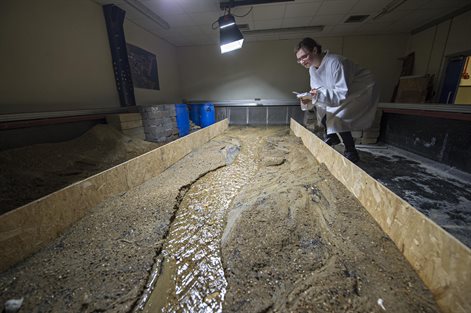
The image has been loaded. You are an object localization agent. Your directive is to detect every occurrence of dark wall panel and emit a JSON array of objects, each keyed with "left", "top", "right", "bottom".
[
  {"left": 380, "top": 113, "right": 471, "bottom": 173},
  {"left": 248, "top": 107, "right": 266, "bottom": 125},
  {"left": 268, "top": 106, "right": 288, "bottom": 124}
]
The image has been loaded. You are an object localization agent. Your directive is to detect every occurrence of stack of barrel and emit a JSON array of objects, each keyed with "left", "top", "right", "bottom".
[{"left": 175, "top": 103, "right": 215, "bottom": 137}]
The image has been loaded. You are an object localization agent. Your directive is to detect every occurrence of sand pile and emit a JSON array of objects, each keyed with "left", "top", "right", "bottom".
[{"left": 0, "top": 124, "right": 158, "bottom": 214}]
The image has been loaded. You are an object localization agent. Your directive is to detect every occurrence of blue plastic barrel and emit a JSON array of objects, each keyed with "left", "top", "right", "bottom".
[
  {"left": 200, "top": 103, "right": 216, "bottom": 128},
  {"left": 189, "top": 104, "right": 201, "bottom": 126},
  {"left": 175, "top": 104, "right": 190, "bottom": 137}
]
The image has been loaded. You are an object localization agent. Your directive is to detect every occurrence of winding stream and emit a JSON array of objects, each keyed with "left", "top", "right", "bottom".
[{"left": 143, "top": 137, "right": 259, "bottom": 312}]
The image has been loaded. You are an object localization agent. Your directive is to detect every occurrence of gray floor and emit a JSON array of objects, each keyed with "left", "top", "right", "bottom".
[{"left": 333, "top": 143, "right": 471, "bottom": 248}]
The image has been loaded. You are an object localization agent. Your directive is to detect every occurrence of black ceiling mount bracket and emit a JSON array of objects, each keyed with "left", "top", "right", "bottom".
[{"left": 103, "top": 4, "right": 136, "bottom": 107}]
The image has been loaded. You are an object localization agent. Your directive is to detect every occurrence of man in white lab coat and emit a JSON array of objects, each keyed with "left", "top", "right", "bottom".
[{"left": 295, "top": 37, "right": 379, "bottom": 163}]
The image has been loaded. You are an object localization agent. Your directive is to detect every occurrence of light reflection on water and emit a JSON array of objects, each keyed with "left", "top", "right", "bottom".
[{"left": 146, "top": 140, "right": 259, "bottom": 313}]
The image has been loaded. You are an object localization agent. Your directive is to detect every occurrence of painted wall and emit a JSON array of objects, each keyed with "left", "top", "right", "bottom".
[
  {"left": 124, "top": 20, "right": 181, "bottom": 105},
  {"left": 405, "top": 10, "right": 471, "bottom": 102},
  {"left": 455, "top": 56, "right": 471, "bottom": 105},
  {"left": 176, "top": 34, "right": 408, "bottom": 102},
  {"left": 459, "top": 57, "right": 471, "bottom": 87},
  {"left": 0, "top": 0, "right": 119, "bottom": 114},
  {"left": 0, "top": 0, "right": 181, "bottom": 115},
  {"left": 455, "top": 87, "right": 471, "bottom": 104}
]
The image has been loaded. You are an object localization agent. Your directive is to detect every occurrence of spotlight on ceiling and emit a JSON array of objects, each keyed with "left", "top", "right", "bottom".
[{"left": 218, "top": 14, "right": 244, "bottom": 54}]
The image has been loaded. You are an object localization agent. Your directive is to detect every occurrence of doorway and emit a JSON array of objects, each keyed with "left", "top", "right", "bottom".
[
  {"left": 439, "top": 55, "right": 471, "bottom": 104},
  {"left": 455, "top": 56, "right": 471, "bottom": 104}
]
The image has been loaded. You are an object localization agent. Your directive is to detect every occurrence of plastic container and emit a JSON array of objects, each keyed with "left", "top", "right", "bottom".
[
  {"left": 189, "top": 104, "right": 201, "bottom": 126},
  {"left": 200, "top": 103, "right": 216, "bottom": 128},
  {"left": 175, "top": 104, "right": 190, "bottom": 137}
]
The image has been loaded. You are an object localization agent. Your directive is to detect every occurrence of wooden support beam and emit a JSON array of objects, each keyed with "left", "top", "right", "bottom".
[
  {"left": 290, "top": 119, "right": 471, "bottom": 313},
  {"left": 0, "top": 120, "right": 229, "bottom": 272}
]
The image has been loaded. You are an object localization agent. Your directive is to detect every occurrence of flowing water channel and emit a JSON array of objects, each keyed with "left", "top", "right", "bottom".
[{"left": 142, "top": 137, "right": 260, "bottom": 312}]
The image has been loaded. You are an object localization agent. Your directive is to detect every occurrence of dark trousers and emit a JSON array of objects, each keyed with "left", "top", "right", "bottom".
[{"left": 321, "top": 115, "right": 356, "bottom": 152}]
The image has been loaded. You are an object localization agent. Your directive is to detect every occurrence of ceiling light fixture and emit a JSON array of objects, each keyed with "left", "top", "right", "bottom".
[{"left": 218, "top": 13, "right": 244, "bottom": 54}]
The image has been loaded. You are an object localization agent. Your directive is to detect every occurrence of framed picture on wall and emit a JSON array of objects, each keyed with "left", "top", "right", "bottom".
[{"left": 127, "top": 44, "right": 160, "bottom": 90}]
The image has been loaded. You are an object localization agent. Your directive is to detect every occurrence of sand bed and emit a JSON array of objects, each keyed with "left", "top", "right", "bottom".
[
  {"left": 0, "top": 125, "right": 160, "bottom": 214},
  {"left": 221, "top": 127, "right": 438, "bottom": 312},
  {"left": 0, "top": 127, "right": 439, "bottom": 312}
]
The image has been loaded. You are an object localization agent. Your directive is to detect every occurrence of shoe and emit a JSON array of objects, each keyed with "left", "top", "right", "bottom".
[
  {"left": 344, "top": 149, "right": 360, "bottom": 163},
  {"left": 324, "top": 135, "right": 341, "bottom": 146}
]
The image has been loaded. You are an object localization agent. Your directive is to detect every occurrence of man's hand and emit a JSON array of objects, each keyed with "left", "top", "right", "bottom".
[
  {"left": 300, "top": 98, "right": 311, "bottom": 105},
  {"left": 310, "top": 88, "right": 319, "bottom": 96},
  {"left": 300, "top": 97, "right": 313, "bottom": 111}
]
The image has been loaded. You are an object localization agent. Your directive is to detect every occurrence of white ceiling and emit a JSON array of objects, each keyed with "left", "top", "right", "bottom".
[{"left": 92, "top": 0, "right": 471, "bottom": 46}]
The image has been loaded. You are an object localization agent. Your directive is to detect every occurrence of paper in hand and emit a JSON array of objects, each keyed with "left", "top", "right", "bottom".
[
  {"left": 292, "top": 91, "right": 312, "bottom": 99},
  {"left": 293, "top": 91, "right": 314, "bottom": 111}
]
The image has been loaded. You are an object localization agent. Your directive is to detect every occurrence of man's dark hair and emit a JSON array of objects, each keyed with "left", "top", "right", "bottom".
[{"left": 295, "top": 37, "right": 322, "bottom": 55}]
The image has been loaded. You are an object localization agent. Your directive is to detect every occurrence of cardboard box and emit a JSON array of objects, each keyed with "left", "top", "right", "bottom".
[{"left": 394, "top": 75, "right": 432, "bottom": 103}]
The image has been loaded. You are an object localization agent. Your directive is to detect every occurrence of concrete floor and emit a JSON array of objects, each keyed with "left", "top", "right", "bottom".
[{"left": 339, "top": 144, "right": 471, "bottom": 248}]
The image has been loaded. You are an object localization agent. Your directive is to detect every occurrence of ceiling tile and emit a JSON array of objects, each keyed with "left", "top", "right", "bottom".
[
  {"left": 320, "top": 25, "right": 336, "bottom": 33},
  {"left": 233, "top": 13, "right": 254, "bottom": 25},
  {"left": 194, "top": 24, "right": 218, "bottom": 36},
  {"left": 370, "top": 9, "right": 413, "bottom": 23},
  {"left": 349, "top": 0, "right": 391, "bottom": 13},
  {"left": 176, "top": 0, "right": 220, "bottom": 13},
  {"left": 358, "top": 21, "right": 393, "bottom": 33},
  {"left": 93, "top": 0, "right": 117, "bottom": 5},
  {"left": 251, "top": 4, "right": 286, "bottom": 20},
  {"left": 253, "top": 34, "right": 281, "bottom": 42},
  {"left": 253, "top": 19, "right": 283, "bottom": 30},
  {"left": 190, "top": 11, "right": 221, "bottom": 26},
  {"left": 117, "top": 0, "right": 469, "bottom": 47},
  {"left": 411, "top": 8, "right": 457, "bottom": 23},
  {"left": 295, "top": 0, "right": 326, "bottom": 3},
  {"left": 317, "top": 0, "right": 357, "bottom": 15},
  {"left": 311, "top": 14, "right": 346, "bottom": 26},
  {"left": 163, "top": 26, "right": 207, "bottom": 38},
  {"left": 425, "top": 0, "right": 471, "bottom": 9},
  {"left": 166, "top": 13, "right": 195, "bottom": 28},
  {"left": 243, "top": 36, "right": 257, "bottom": 43},
  {"left": 280, "top": 33, "right": 307, "bottom": 40},
  {"left": 144, "top": 0, "right": 185, "bottom": 16},
  {"left": 123, "top": 8, "right": 145, "bottom": 21},
  {"left": 281, "top": 16, "right": 313, "bottom": 28},
  {"left": 387, "top": 22, "right": 415, "bottom": 33},
  {"left": 388, "top": 16, "right": 423, "bottom": 31},
  {"left": 284, "top": 2, "right": 322, "bottom": 18},
  {"left": 331, "top": 23, "right": 362, "bottom": 34},
  {"left": 396, "top": 0, "right": 428, "bottom": 11},
  {"left": 231, "top": 6, "right": 254, "bottom": 18},
  {"left": 290, "top": 0, "right": 323, "bottom": 3},
  {"left": 130, "top": 17, "right": 165, "bottom": 31}
]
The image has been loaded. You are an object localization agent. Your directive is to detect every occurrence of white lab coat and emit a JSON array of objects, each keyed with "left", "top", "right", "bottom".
[{"left": 310, "top": 51, "right": 379, "bottom": 134}]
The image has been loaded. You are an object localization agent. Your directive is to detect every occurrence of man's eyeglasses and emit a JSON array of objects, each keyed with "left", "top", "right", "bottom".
[{"left": 296, "top": 52, "right": 310, "bottom": 63}]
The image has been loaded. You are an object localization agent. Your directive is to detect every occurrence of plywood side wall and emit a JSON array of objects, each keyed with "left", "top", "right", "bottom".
[
  {"left": 290, "top": 119, "right": 471, "bottom": 313},
  {"left": 0, "top": 120, "right": 229, "bottom": 272}
]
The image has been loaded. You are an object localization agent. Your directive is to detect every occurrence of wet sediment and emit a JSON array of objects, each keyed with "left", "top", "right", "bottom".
[
  {"left": 0, "top": 127, "right": 441, "bottom": 313},
  {"left": 0, "top": 138, "right": 234, "bottom": 312},
  {"left": 221, "top": 128, "right": 439, "bottom": 312},
  {"left": 142, "top": 132, "right": 259, "bottom": 312}
]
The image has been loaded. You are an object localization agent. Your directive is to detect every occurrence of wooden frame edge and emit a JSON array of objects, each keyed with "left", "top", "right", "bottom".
[
  {"left": 290, "top": 118, "right": 471, "bottom": 313},
  {"left": 0, "top": 119, "right": 229, "bottom": 272}
]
